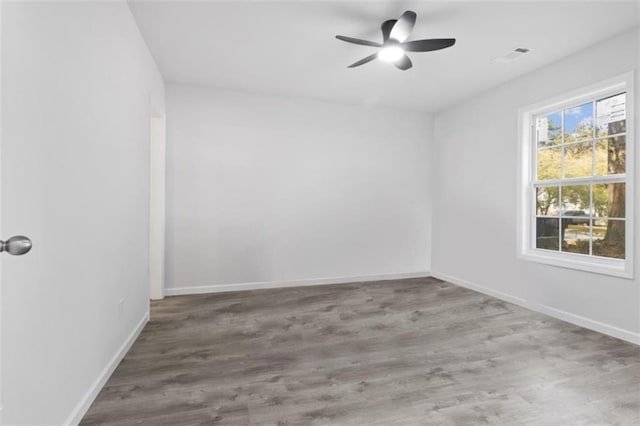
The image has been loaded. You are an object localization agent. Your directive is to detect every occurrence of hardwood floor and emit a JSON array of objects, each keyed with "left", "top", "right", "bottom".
[{"left": 81, "top": 277, "right": 640, "bottom": 425}]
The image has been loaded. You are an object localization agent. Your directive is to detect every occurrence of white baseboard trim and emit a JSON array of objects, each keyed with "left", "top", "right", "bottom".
[
  {"left": 431, "top": 271, "right": 640, "bottom": 346},
  {"left": 165, "top": 271, "right": 431, "bottom": 296},
  {"left": 432, "top": 272, "right": 528, "bottom": 307},
  {"left": 64, "top": 310, "right": 150, "bottom": 426}
]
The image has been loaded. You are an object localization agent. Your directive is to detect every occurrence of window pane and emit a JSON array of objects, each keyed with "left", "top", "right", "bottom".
[
  {"left": 536, "top": 218, "right": 559, "bottom": 250},
  {"left": 595, "top": 136, "right": 625, "bottom": 176},
  {"left": 561, "top": 218, "right": 589, "bottom": 255},
  {"left": 537, "top": 147, "right": 561, "bottom": 180},
  {"left": 592, "top": 218, "right": 625, "bottom": 259},
  {"left": 593, "top": 183, "right": 625, "bottom": 218},
  {"left": 564, "top": 102, "right": 593, "bottom": 142},
  {"left": 561, "top": 185, "right": 590, "bottom": 215},
  {"left": 537, "top": 112, "right": 562, "bottom": 147},
  {"left": 596, "top": 93, "right": 626, "bottom": 137},
  {"left": 563, "top": 142, "right": 592, "bottom": 178},
  {"left": 536, "top": 186, "right": 559, "bottom": 216}
]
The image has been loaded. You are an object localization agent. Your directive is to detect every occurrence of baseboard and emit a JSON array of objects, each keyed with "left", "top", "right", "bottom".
[
  {"left": 64, "top": 310, "right": 150, "bottom": 426},
  {"left": 431, "top": 271, "right": 640, "bottom": 346},
  {"left": 165, "top": 271, "right": 431, "bottom": 296},
  {"left": 431, "top": 272, "right": 528, "bottom": 307}
]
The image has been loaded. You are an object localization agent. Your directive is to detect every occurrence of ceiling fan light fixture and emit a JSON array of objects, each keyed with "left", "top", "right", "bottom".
[
  {"left": 378, "top": 46, "right": 404, "bottom": 62},
  {"left": 336, "top": 10, "right": 456, "bottom": 70}
]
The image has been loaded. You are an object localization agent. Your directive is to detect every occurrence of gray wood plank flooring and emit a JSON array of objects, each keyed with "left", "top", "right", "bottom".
[{"left": 81, "top": 277, "right": 640, "bottom": 425}]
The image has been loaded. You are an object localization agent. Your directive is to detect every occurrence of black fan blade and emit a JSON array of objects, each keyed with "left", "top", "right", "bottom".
[
  {"left": 394, "top": 54, "right": 412, "bottom": 71},
  {"left": 381, "top": 19, "right": 397, "bottom": 43},
  {"left": 335, "top": 35, "right": 382, "bottom": 47},
  {"left": 389, "top": 10, "right": 416, "bottom": 42},
  {"left": 348, "top": 53, "right": 379, "bottom": 68},
  {"left": 403, "top": 38, "right": 456, "bottom": 52}
]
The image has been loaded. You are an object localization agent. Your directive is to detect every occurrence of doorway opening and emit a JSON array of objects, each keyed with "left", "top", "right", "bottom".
[{"left": 149, "top": 114, "right": 166, "bottom": 300}]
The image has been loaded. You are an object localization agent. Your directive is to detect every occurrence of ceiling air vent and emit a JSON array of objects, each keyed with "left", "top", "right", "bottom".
[{"left": 492, "top": 47, "right": 531, "bottom": 63}]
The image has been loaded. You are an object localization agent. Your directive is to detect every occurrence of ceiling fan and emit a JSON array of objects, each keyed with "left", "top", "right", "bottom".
[{"left": 336, "top": 10, "right": 456, "bottom": 70}]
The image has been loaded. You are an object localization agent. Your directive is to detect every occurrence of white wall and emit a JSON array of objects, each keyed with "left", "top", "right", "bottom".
[
  {"left": 166, "top": 85, "right": 432, "bottom": 292},
  {"left": 1, "top": 2, "right": 165, "bottom": 424},
  {"left": 432, "top": 29, "right": 640, "bottom": 340},
  {"left": 150, "top": 115, "right": 167, "bottom": 300}
]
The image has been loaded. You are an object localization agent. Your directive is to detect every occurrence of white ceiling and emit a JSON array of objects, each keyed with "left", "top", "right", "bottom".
[{"left": 129, "top": 1, "right": 639, "bottom": 112}]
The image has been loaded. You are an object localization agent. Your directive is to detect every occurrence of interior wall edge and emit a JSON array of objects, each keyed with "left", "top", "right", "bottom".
[
  {"left": 432, "top": 271, "right": 640, "bottom": 346},
  {"left": 164, "top": 271, "right": 431, "bottom": 297},
  {"left": 63, "top": 310, "right": 150, "bottom": 426},
  {"left": 165, "top": 80, "right": 435, "bottom": 116},
  {"left": 431, "top": 26, "right": 640, "bottom": 116}
]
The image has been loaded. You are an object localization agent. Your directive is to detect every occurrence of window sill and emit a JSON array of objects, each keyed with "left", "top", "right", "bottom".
[{"left": 518, "top": 249, "right": 632, "bottom": 279}]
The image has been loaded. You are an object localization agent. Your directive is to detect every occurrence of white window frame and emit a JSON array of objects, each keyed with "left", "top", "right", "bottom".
[{"left": 517, "top": 72, "right": 634, "bottom": 279}]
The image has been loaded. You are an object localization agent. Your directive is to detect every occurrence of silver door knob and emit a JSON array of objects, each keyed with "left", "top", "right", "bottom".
[{"left": 0, "top": 236, "right": 32, "bottom": 255}]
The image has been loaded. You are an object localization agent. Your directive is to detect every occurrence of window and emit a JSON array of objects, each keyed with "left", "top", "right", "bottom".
[{"left": 518, "top": 74, "right": 634, "bottom": 278}]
